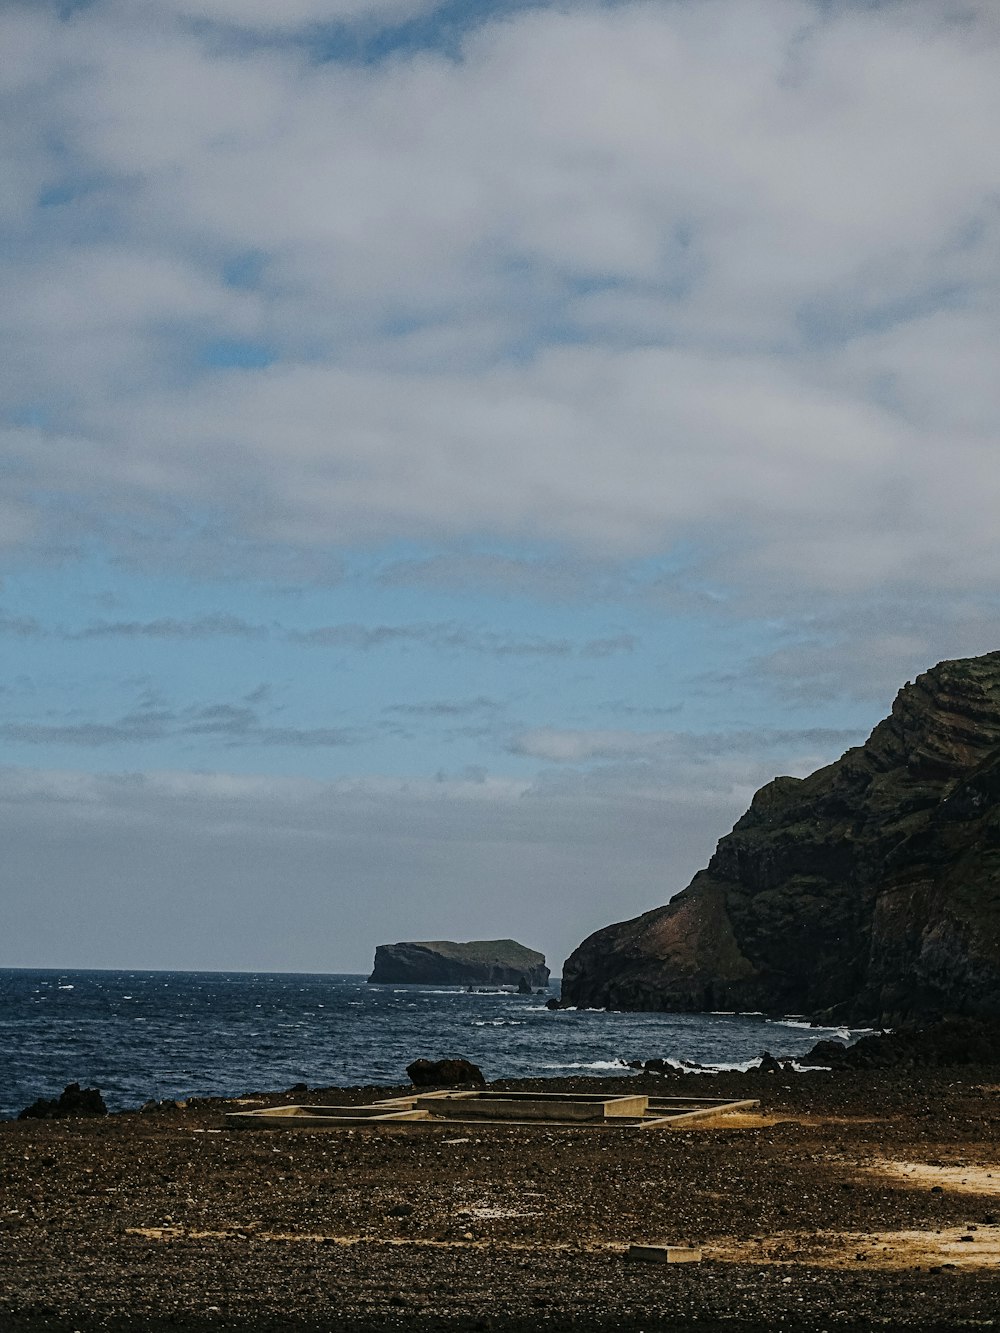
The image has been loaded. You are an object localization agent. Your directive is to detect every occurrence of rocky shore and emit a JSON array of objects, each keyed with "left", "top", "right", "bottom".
[{"left": 5, "top": 1063, "right": 1000, "bottom": 1332}]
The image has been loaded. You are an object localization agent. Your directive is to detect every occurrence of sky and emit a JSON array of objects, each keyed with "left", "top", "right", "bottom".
[{"left": 2, "top": 0, "right": 999, "bottom": 975}]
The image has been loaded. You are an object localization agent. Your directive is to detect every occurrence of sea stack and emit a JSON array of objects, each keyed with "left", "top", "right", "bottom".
[
  {"left": 368, "top": 938, "right": 549, "bottom": 988},
  {"left": 561, "top": 651, "right": 1000, "bottom": 1027}
]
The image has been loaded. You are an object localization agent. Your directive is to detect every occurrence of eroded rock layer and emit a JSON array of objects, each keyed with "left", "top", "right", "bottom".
[
  {"left": 561, "top": 653, "right": 1000, "bottom": 1025},
  {"left": 369, "top": 939, "right": 549, "bottom": 988}
]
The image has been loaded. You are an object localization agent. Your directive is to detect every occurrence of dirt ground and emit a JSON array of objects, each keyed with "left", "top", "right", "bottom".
[{"left": 4, "top": 1067, "right": 1000, "bottom": 1331}]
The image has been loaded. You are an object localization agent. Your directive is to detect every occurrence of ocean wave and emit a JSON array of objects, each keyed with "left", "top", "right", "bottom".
[
  {"left": 535, "top": 1060, "right": 628, "bottom": 1071},
  {"left": 768, "top": 1018, "right": 838, "bottom": 1031},
  {"left": 384, "top": 988, "right": 472, "bottom": 995},
  {"left": 693, "top": 1059, "right": 762, "bottom": 1073},
  {"left": 767, "top": 1018, "right": 871, "bottom": 1039},
  {"left": 544, "top": 1006, "right": 608, "bottom": 1013},
  {"left": 1, "top": 968, "right": 875, "bottom": 1119}
]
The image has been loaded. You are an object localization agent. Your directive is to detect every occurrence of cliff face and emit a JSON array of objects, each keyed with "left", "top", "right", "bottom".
[
  {"left": 368, "top": 939, "right": 549, "bottom": 988},
  {"left": 561, "top": 653, "right": 1000, "bottom": 1025}
]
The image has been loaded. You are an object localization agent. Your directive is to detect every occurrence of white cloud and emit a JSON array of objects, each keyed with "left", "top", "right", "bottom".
[
  {"left": 509, "top": 723, "right": 864, "bottom": 768},
  {"left": 754, "top": 597, "right": 1000, "bottom": 702},
  {"left": 511, "top": 727, "right": 675, "bottom": 764},
  {"left": 158, "top": 0, "right": 444, "bottom": 29},
  {"left": 1, "top": 0, "right": 999, "bottom": 599}
]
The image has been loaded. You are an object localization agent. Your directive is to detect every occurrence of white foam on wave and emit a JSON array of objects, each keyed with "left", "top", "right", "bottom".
[
  {"left": 535, "top": 1060, "right": 628, "bottom": 1071},
  {"left": 383, "top": 988, "right": 471, "bottom": 996},
  {"left": 767, "top": 1018, "right": 876, "bottom": 1040},
  {"left": 692, "top": 1059, "right": 761, "bottom": 1074},
  {"left": 769, "top": 1018, "right": 844, "bottom": 1032}
]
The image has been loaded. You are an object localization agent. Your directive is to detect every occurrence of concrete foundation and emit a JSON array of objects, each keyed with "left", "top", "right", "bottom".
[{"left": 226, "top": 1089, "right": 758, "bottom": 1131}]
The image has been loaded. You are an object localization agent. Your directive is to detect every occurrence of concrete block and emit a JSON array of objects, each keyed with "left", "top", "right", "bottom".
[{"left": 627, "top": 1244, "right": 702, "bottom": 1264}]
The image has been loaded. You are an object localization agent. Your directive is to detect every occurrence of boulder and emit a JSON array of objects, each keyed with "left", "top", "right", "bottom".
[
  {"left": 18, "top": 1082, "right": 108, "bottom": 1120},
  {"left": 627, "top": 1057, "right": 684, "bottom": 1076},
  {"left": 406, "top": 1057, "right": 486, "bottom": 1087},
  {"left": 797, "top": 1039, "right": 851, "bottom": 1068},
  {"left": 757, "top": 1051, "right": 787, "bottom": 1075}
]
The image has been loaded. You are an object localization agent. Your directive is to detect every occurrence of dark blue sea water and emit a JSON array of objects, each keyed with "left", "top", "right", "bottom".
[{"left": 0, "top": 969, "right": 871, "bottom": 1120}]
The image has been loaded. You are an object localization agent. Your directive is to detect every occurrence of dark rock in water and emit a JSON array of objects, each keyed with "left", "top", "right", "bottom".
[
  {"left": 406, "top": 1057, "right": 485, "bottom": 1087},
  {"left": 137, "top": 1097, "right": 188, "bottom": 1113},
  {"left": 757, "top": 1051, "right": 786, "bottom": 1075},
  {"left": 18, "top": 1082, "right": 107, "bottom": 1120},
  {"left": 800, "top": 1018, "right": 1000, "bottom": 1070},
  {"left": 517, "top": 975, "right": 532, "bottom": 995},
  {"left": 544, "top": 997, "right": 562, "bottom": 1010},
  {"left": 369, "top": 939, "right": 549, "bottom": 988},
  {"left": 561, "top": 652, "right": 1000, "bottom": 1026},
  {"left": 627, "top": 1057, "right": 683, "bottom": 1076},
  {"left": 798, "top": 1039, "right": 851, "bottom": 1068}
]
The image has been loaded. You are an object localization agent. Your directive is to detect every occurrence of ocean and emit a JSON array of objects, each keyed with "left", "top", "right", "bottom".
[{"left": 0, "top": 968, "right": 870, "bottom": 1120}]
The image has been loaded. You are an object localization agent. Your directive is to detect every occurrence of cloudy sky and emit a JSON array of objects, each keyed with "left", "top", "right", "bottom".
[{"left": 3, "top": 0, "right": 999, "bottom": 974}]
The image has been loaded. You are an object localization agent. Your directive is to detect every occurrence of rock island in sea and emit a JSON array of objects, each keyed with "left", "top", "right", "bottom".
[{"left": 368, "top": 937, "right": 549, "bottom": 988}]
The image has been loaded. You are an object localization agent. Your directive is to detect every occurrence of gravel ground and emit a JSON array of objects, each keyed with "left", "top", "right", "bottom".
[{"left": 4, "top": 1068, "right": 1000, "bottom": 1331}]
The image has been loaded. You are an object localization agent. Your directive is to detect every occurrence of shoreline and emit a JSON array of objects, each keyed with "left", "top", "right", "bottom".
[{"left": 5, "top": 1067, "right": 1000, "bottom": 1330}]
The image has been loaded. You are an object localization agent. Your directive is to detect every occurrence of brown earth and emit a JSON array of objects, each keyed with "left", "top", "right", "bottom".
[{"left": 5, "top": 1067, "right": 1000, "bottom": 1332}]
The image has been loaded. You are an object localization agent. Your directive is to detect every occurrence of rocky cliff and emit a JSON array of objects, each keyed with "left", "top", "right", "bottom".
[
  {"left": 561, "top": 652, "right": 1000, "bottom": 1025},
  {"left": 368, "top": 939, "right": 549, "bottom": 988}
]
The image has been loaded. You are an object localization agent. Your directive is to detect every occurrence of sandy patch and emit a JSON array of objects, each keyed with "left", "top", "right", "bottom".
[
  {"left": 682, "top": 1112, "right": 885, "bottom": 1131},
  {"left": 711, "top": 1224, "right": 1000, "bottom": 1270},
  {"left": 127, "top": 1222, "right": 1000, "bottom": 1270},
  {"left": 683, "top": 1112, "right": 780, "bottom": 1129},
  {"left": 865, "top": 1159, "right": 1000, "bottom": 1195},
  {"left": 127, "top": 1226, "right": 586, "bottom": 1251},
  {"left": 124, "top": 1223, "right": 1000, "bottom": 1268}
]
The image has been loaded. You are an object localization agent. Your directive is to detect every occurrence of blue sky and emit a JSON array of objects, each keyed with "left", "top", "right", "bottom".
[{"left": 3, "top": 0, "right": 1000, "bottom": 972}]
